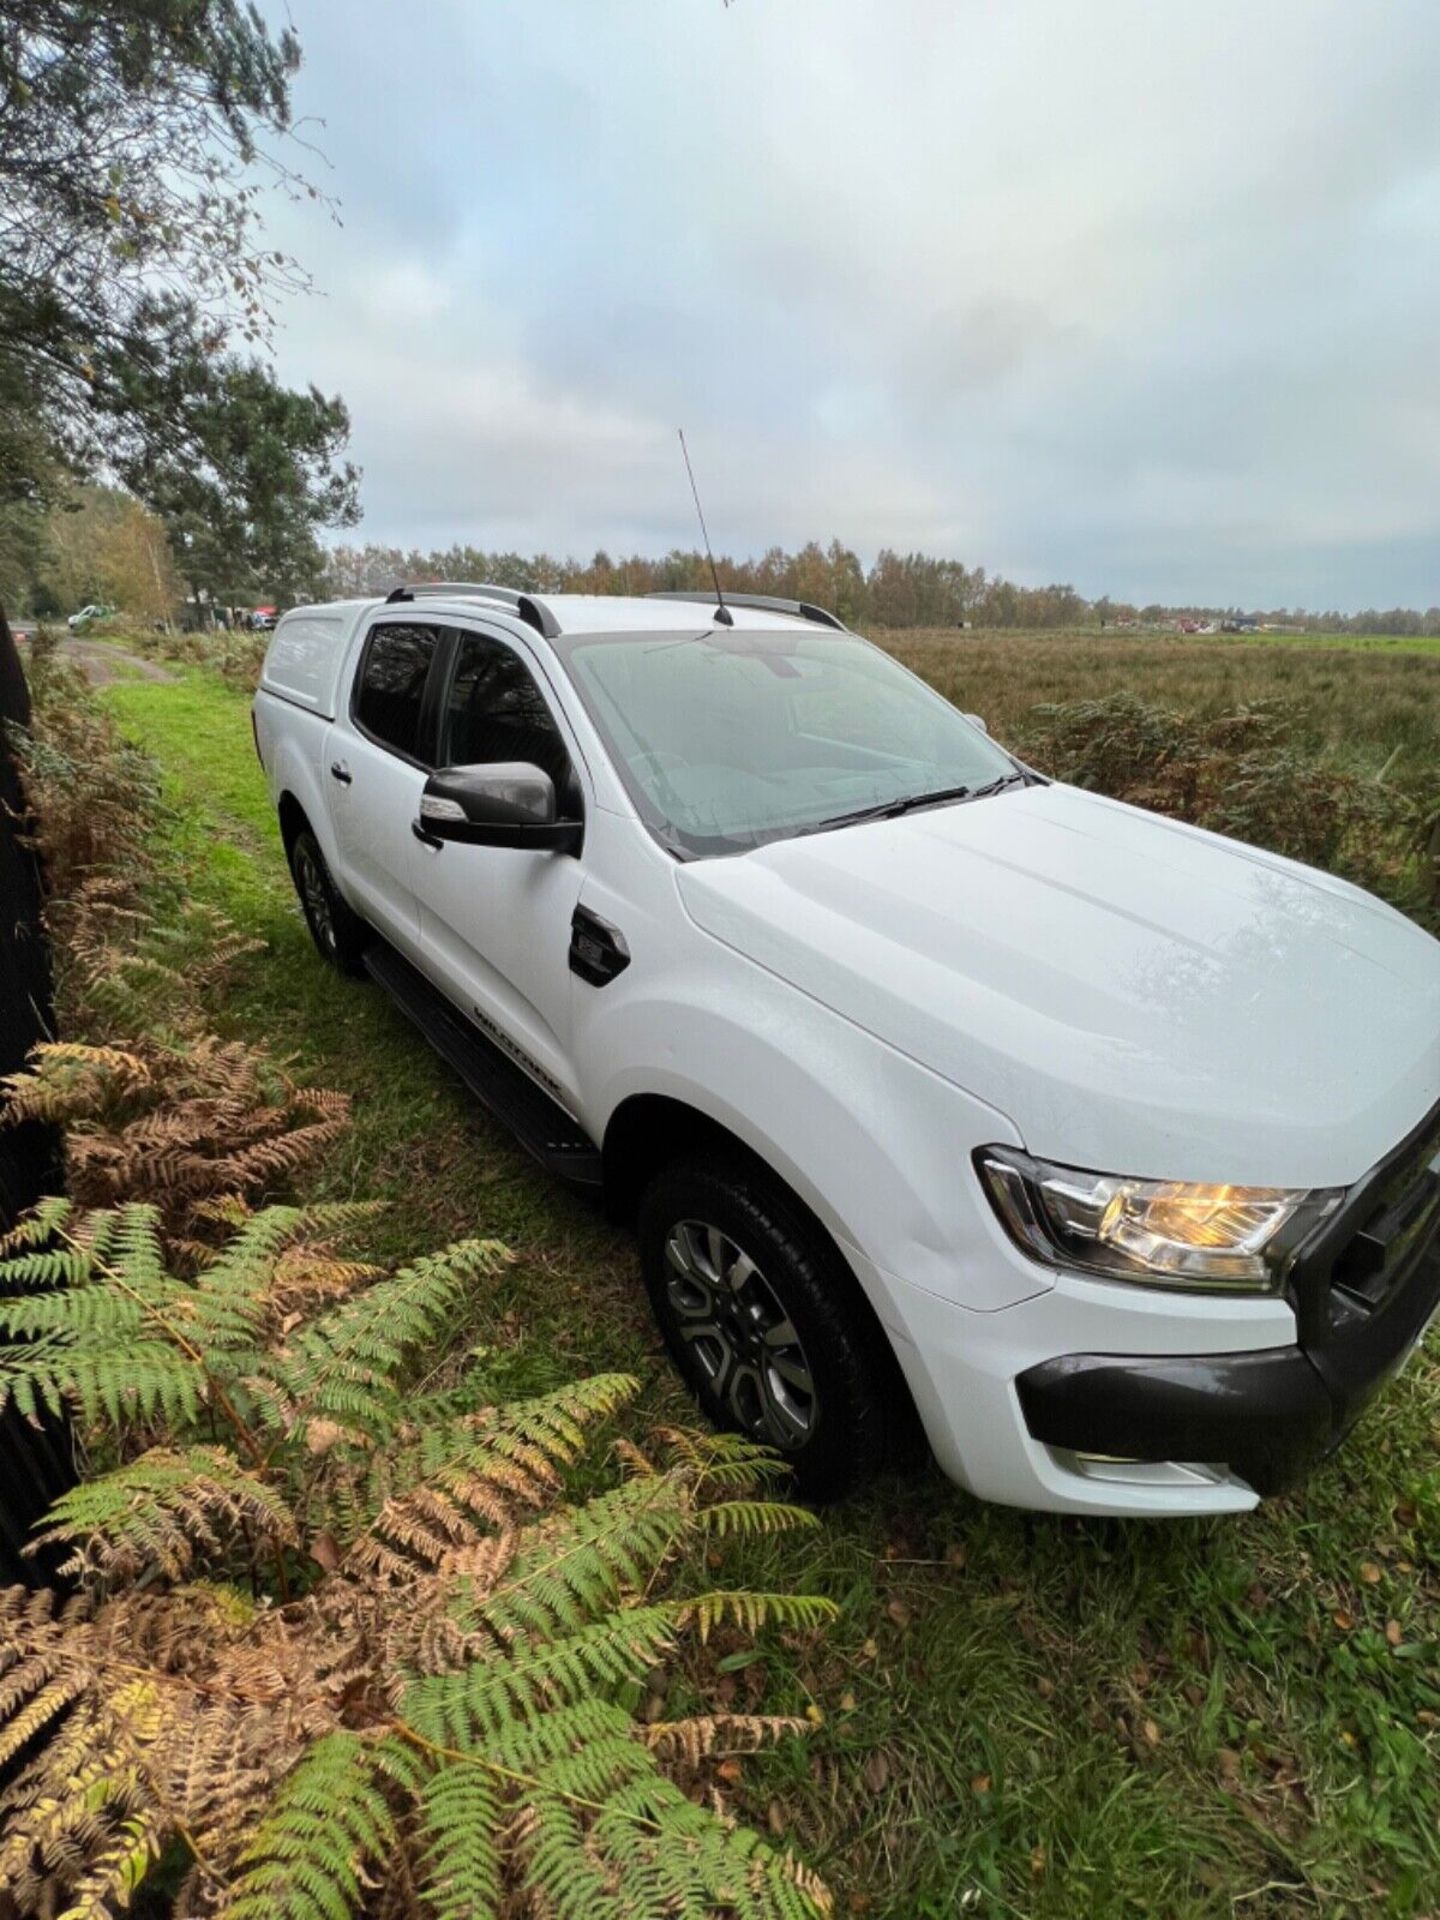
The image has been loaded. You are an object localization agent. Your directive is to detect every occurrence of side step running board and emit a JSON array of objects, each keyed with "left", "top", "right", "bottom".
[{"left": 363, "top": 942, "right": 603, "bottom": 1191}]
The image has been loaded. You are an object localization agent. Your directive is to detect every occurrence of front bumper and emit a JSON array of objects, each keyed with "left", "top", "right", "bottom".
[{"left": 1018, "top": 1097, "right": 1440, "bottom": 1498}]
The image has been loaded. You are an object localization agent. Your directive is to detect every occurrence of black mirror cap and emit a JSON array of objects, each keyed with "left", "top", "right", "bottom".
[{"left": 419, "top": 762, "right": 582, "bottom": 853}]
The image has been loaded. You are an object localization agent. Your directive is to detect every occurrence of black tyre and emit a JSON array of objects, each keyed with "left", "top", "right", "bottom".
[
  {"left": 637, "top": 1155, "right": 891, "bottom": 1497},
  {"left": 289, "top": 827, "right": 369, "bottom": 976}
]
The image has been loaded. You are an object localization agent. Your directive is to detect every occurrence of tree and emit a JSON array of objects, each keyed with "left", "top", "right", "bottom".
[
  {"left": 39, "top": 485, "right": 182, "bottom": 624},
  {"left": 114, "top": 357, "right": 359, "bottom": 609},
  {"left": 0, "top": 2, "right": 313, "bottom": 498}
]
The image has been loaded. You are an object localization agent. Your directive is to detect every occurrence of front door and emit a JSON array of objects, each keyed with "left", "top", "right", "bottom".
[
  {"left": 328, "top": 618, "right": 441, "bottom": 956},
  {"left": 412, "top": 625, "right": 587, "bottom": 1106}
]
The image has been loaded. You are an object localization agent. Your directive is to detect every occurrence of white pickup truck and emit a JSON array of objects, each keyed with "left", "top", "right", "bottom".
[{"left": 254, "top": 584, "right": 1440, "bottom": 1516}]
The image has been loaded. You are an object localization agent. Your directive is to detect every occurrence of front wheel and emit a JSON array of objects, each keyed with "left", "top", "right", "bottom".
[
  {"left": 637, "top": 1156, "right": 891, "bottom": 1497},
  {"left": 289, "top": 828, "right": 369, "bottom": 976}
]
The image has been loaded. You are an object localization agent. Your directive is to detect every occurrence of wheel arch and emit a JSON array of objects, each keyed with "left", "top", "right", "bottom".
[
  {"left": 603, "top": 1091, "right": 923, "bottom": 1454},
  {"left": 277, "top": 790, "right": 309, "bottom": 861}
]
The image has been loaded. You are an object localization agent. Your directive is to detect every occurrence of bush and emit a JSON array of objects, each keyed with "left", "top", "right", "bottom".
[
  {"left": 120, "top": 621, "right": 269, "bottom": 689},
  {"left": 7, "top": 638, "right": 164, "bottom": 904}
]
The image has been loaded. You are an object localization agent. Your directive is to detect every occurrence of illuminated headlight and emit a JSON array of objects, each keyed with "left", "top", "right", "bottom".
[{"left": 976, "top": 1147, "right": 1342, "bottom": 1293}]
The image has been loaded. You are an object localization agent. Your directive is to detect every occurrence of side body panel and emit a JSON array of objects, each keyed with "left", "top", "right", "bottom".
[
  {"left": 411, "top": 619, "right": 599, "bottom": 1106},
  {"left": 254, "top": 690, "right": 334, "bottom": 866}
]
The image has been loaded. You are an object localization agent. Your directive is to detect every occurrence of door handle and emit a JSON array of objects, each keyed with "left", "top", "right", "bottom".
[
  {"left": 412, "top": 820, "right": 443, "bottom": 850},
  {"left": 329, "top": 761, "right": 353, "bottom": 785}
]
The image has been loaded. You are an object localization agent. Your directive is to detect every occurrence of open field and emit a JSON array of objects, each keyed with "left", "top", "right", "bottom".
[
  {"left": 882, "top": 629, "right": 1440, "bottom": 774},
  {"left": 94, "top": 653, "right": 1440, "bottom": 1920}
]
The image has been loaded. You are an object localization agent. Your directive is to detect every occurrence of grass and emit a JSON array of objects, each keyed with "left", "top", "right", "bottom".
[
  {"left": 97, "top": 650, "right": 1440, "bottom": 1919},
  {"left": 881, "top": 630, "right": 1440, "bottom": 776}
]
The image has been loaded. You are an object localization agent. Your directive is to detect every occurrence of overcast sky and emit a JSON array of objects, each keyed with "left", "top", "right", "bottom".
[{"left": 265, "top": 0, "right": 1440, "bottom": 611}]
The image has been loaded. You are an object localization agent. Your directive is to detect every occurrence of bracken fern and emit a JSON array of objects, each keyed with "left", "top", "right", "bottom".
[{"left": 0, "top": 1205, "right": 835, "bottom": 1917}]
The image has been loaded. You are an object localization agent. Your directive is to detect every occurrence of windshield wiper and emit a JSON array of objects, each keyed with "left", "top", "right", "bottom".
[
  {"left": 795, "top": 770, "right": 1034, "bottom": 840},
  {"left": 963, "top": 770, "right": 1034, "bottom": 801},
  {"left": 796, "top": 782, "right": 974, "bottom": 838}
]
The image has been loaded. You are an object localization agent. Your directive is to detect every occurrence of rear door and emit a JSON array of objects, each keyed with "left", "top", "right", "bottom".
[
  {"left": 412, "top": 623, "right": 588, "bottom": 1103},
  {"left": 327, "top": 618, "right": 442, "bottom": 954}
]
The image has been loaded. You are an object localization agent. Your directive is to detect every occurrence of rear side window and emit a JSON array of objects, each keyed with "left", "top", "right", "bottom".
[{"left": 354, "top": 623, "right": 439, "bottom": 760}]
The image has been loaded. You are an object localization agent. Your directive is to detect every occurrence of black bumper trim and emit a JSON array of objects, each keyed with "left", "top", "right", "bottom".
[
  {"left": 1017, "top": 1345, "right": 1335, "bottom": 1495},
  {"left": 1019, "top": 1200, "right": 1440, "bottom": 1498}
]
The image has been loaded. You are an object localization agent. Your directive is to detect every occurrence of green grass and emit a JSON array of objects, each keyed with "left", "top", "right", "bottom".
[
  {"left": 1192, "top": 630, "right": 1440, "bottom": 656},
  {"left": 882, "top": 630, "right": 1440, "bottom": 776},
  {"left": 99, "top": 662, "right": 1440, "bottom": 1919}
]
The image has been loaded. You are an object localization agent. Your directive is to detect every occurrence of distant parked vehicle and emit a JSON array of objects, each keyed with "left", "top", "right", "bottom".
[
  {"left": 66, "top": 604, "right": 117, "bottom": 633},
  {"left": 251, "top": 606, "right": 279, "bottom": 631}
]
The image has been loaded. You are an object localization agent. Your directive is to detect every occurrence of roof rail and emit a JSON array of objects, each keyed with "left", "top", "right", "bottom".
[
  {"left": 646, "top": 591, "right": 847, "bottom": 632},
  {"left": 382, "top": 581, "right": 561, "bottom": 640}
]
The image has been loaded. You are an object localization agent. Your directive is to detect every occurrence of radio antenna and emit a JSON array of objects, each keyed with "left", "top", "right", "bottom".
[{"left": 677, "top": 428, "right": 734, "bottom": 625}]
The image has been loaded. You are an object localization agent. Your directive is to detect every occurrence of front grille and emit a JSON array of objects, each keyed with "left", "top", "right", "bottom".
[
  {"left": 1288, "top": 1100, "right": 1440, "bottom": 1362},
  {"left": 1330, "top": 1115, "right": 1440, "bottom": 1316}
]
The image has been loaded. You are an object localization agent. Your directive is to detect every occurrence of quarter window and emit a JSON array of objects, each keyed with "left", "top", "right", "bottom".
[
  {"left": 354, "top": 623, "right": 439, "bottom": 760},
  {"left": 442, "top": 632, "right": 572, "bottom": 794}
]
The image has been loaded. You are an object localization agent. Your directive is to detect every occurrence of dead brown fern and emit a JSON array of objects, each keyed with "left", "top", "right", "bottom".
[
  {"left": 53, "top": 879, "right": 267, "bottom": 1042},
  {"left": 0, "top": 1037, "right": 351, "bottom": 1241},
  {"left": 7, "top": 651, "right": 163, "bottom": 906},
  {"left": 0, "top": 1204, "right": 834, "bottom": 1920}
]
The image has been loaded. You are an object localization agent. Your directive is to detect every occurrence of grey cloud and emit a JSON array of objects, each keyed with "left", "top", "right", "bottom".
[{"left": 263, "top": 0, "right": 1440, "bottom": 609}]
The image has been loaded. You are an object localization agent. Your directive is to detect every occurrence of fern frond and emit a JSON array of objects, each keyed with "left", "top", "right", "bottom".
[
  {"left": 652, "top": 1423, "right": 797, "bottom": 1493},
  {"left": 668, "top": 1591, "right": 840, "bottom": 1645},
  {"left": 0, "top": 1192, "right": 81, "bottom": 1256},
  {"left": 405, "top": 1605, "right": 681, "bottom": 1748},
  {"left": 0, "top": 1668, "right": 89, "bottom": 1769},
  {"left": 33, "top": 1446, "right": 297, "bottom": 1581},
  {"left": 642, "top": 1713, "right": 811, "bottom": 1765},
  {"left": 0, "top": 1042, "right": 152, "bottom": 1124},
  {"left": 415, "top": 1754, "right": 501, "bottom": 1920},
  {"left": 517, "top": 1777, "right": 831, "bottom": 1920},
  {"left": 470, "top": 1475, "right": 695, "bottom": 1646},
  {"left": 225, "top": 1732, "right": 395, "bottom": 1920},
  {"left": 258, "top": 1236, "right": 513, "bottom": 1441},
  {"left": 185, "top": 1202, "right": 382, "bottom": 1353},
  {"left": 0, "top": 1333, "right": 202, "bottom": 1426},
  {"left": 700, "top": 1499, "right": 823, "bottom": 1539},
  {"left": 52, "top": 1804, "right": 164, "bottom": 1920}
]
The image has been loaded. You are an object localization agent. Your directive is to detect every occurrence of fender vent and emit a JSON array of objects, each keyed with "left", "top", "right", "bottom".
[{"left": 570, "top": 907, "right": 630, "bottom": 987}]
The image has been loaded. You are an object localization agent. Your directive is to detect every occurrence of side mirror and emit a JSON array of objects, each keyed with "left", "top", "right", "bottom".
[
  {"left": 962, "top": 712, "right": 989, "bottom": 734},
  {"left": 416, "top": 762, "right": 582, "bottom": 854}
]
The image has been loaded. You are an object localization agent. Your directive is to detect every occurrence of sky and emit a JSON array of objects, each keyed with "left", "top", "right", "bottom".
[{"left": 263, "top": 0, "right": 1440, "bottom": 612}]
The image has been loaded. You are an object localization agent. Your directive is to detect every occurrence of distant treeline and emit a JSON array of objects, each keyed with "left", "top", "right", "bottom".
[{"left": 319, "top": 541, "right": 1440, "bottom": 635}]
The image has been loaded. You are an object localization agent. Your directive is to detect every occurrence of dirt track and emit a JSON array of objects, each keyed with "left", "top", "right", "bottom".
[{"left": 56, "top": 637, "right": 177, "bottom": 686}]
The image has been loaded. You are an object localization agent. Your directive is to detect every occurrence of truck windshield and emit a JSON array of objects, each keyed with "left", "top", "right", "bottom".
[{"left": 557, "top": 626, "right": 1022, "bottom": 857}]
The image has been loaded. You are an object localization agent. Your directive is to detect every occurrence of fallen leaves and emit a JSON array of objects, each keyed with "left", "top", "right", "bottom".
[{"left": 308, "top": 1528, "right": 339, "bottom": 1572}]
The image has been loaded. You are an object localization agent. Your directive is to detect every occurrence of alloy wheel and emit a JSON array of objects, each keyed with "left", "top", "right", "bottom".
[
  {"left": 662, "top": 1219, "right": 818, "bottom": 1448},
  {"left": 296, "top": 845, "right": 336, "bottom": 956}
]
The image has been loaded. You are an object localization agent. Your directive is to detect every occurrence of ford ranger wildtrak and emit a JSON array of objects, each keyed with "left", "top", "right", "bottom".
[{"left": 253, "top": 584, "right": 1440, "bottom": 1515}]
